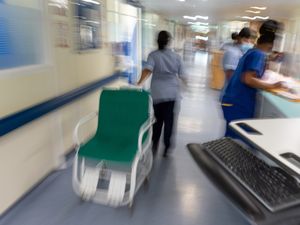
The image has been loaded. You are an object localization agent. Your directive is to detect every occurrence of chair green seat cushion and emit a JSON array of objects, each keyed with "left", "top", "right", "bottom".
[
  {"left": 78, "top": 89, "right": 150, "bottom": 163},
  {"left": 78, "top": 138, "right": 138, "bottom": 162}
]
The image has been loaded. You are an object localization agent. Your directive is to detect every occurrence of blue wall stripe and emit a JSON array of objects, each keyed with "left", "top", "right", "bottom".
[{"left": 0, "top": 73, "right": 121, "bottom": 136}]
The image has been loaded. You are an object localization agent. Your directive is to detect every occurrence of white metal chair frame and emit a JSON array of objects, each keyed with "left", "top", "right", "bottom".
[{"left": 72, "top": 92, "right": 155, "bottom": 208}]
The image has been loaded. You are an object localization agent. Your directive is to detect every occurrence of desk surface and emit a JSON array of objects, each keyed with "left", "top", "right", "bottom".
[
  {"left": 269, "top": 89, "right": 300, "bottom": 102},
  {"left": 230, "top": 118, "right": 300, "bottom": 176},
  {"left": 262, "top": 70, "right": 300, "bottom": 102}
]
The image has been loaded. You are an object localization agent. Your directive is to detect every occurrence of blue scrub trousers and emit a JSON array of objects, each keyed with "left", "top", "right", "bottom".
[{"left": 222, "top": 104, "right": 255, "bottom": 138}]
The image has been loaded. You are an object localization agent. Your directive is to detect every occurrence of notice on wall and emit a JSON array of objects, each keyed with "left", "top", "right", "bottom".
[
  {"left": 48, "top": 0, "right": 68, "bottom": 17},
  {"left": 54, "top": 21, "right": 69, "bottom": 48},
  {"left": 73, "top": 0, "right": 102, "bottom": 51}
]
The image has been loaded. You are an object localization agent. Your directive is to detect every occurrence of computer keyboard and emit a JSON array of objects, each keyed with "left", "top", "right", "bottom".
[{"left": 202, "top": 138, "right": 300, "bottom": 212}]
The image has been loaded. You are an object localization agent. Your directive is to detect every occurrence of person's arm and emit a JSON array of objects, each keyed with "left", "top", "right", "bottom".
[
  {"left": 137, "top": 53, "right": 155, "bottom": 86},
  {"left": 242, "top": 71, "right": 283, "bottom": 90},
  {"left": 137, "top": 68, "right": 152, "bottom": 86},
  {"left": 242, "top": 50, "right": 285, "bottom": 90},
  {"left": 222, "top": 49, "right": 239, "bottom": 80}
]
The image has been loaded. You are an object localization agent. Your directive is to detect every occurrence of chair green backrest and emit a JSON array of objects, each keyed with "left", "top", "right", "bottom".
[{"left": 78, "top": 89, "right": 150, "bottom": 163}]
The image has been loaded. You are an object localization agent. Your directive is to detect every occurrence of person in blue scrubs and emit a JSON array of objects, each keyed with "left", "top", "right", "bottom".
[
  {"left": 220, "top": 28, "right": 256, "bottom": 102},
  {"left": 221, "top": 33, "right": 284, "bottom": 138}
]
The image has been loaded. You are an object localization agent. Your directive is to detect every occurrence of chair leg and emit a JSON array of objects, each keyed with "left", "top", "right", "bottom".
[
  {"left": 79, "top": 167, "right": 100, "bottom": 201},
  {"left": 80, "top": 158, "right": 85, "bottom": 179},
  {"left": 107, "top": 171, "right": 127, "bottom": 207}
]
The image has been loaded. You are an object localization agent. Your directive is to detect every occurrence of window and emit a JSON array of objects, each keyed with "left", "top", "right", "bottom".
[{"left": 0, "top": 1, "right": 45, "bottom": 70}]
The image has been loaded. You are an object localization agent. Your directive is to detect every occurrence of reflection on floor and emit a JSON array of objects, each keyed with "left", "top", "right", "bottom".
[{"left": 0, "top": 52, "right": 250, "bottom": 225}]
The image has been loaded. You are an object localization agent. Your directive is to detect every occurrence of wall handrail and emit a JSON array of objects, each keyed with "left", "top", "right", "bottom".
[{"left": 0, "top": 73, "right": 121, "bottom": 137}]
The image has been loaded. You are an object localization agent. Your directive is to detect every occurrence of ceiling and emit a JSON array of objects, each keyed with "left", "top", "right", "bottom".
[{"left": 139, "top": 0, "right": 300, "bottom": 24}]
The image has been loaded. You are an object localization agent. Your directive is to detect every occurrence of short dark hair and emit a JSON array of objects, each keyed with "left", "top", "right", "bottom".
[
  {"left": 238, "top": 27, "right": 251, "bottom": 39},
  {"left": 231, "top": 32, "right": 239, "bottom": 40},
  {"left": 257, "top": 33, "right": 276, "bottom": 45},
  {"left": 259, "top": 20, "right": 280, "bottom": 35},
  {"left": 157, "top": 31, "right": 171, "bottom": 50}
]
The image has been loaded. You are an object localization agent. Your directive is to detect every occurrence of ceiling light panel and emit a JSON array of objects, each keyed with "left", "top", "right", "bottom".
[
  {"left": 241, "top": 16, "right": 269, "bottom": 20},
  {"left": 183, "top": 15, "right": 209, "bottom": 20},
  {"left": 250, "top": 6, "right": 267, "bottom": 10},
  {"left": 245, "top": 10, "right": 260, "bottom": 14},
  {"left": 188, "top": 21, "right": 209, "bottom": 26}
]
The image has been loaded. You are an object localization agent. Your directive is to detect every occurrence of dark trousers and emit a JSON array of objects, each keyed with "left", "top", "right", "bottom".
[
  {"left": 152, "top": 101, "right": 175, "bottom": 153},
  {"left": 222, "top": 104, "right": 254, "bottom": 139}
]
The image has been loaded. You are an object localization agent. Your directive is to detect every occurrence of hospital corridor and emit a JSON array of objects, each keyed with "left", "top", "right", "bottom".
[{"left": 1, "top": 1, "right": 300, "bottom": 225}]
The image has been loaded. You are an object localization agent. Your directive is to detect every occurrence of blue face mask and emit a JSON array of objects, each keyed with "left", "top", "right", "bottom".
[{"left": 240, "top": 43, "right": 254, "bottom": 54}]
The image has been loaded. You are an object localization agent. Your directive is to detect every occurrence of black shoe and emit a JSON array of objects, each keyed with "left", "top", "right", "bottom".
[
  {"left": 163, "top": 148, "right": 168, "bottom": 158},
  {"left": 152, "top": 143, "right": 158, "bottom": 155}
]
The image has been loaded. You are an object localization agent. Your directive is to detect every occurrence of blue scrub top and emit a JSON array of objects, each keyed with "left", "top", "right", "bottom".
[{"left": 221, "top": 48, "right": 267, "bottom": 114}]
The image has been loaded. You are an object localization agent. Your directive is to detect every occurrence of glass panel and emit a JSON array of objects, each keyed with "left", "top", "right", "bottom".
[{"left": 0, "top": 2, "right": 44, "bottom": 70}]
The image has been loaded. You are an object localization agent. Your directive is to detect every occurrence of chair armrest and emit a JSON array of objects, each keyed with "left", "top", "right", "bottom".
[
  {"left": 73, "top": 111, "right": 98, "bottom": 149},
  {"left": 138, "top": 116, "right": 155, "bottom": 154},
  {"left": 120, "top": 85, "right": 143, "bottom": 90}
]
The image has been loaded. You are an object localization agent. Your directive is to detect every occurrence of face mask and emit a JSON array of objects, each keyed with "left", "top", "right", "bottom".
[{"left": 240, "top": 43, "right": 254, "bottom": 54}]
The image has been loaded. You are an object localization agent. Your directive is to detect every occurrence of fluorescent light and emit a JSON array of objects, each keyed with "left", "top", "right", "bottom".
[
  {"left": 241, "top": 16, "right": 256, "bottom": 20},
  {"left": 184, "top": 16, "right": 196, "bottom": 21},
  {"left": 82, "top": 0, "right": 100, "bottom": 5},
  {"left": 178, "top": 0, "right": 185, "bottom": 2},
  {"left": 241, "top": 16, "right": 269, "bottom": 20},
  {"left": 188, "top": 21, "right": 209, "bottom": 26},
  {"left": 196, "top": 15, "right": 209, "bottom": 20},
  {"left": 86, "top": 20, "right": 100, "bottom": 24},
  {"left": 256, "top": 16, "right": 269, "bottom": 20},
  {"left": 196, "top": 36, "right": 208, "bottom": 41},
  {"left": 145, "top": 23, "right": 156, "bottom": 27},
  {"left": 183, "top": 15, "right": 209, "bottom": 20},
  {"left": 245, "top": 10, "right": 261, "bottom": 14},
  {"left": 250, "top": 6, "right": 267, "bottom": 10}
]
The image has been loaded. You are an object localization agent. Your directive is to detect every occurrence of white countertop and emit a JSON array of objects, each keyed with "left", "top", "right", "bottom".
[{"left": 230, "top": 118, "right": 300, "bottom": 176}]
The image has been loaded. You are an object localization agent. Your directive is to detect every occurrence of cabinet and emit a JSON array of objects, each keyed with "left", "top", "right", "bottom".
[
  {"left": 256, "top": 92, "right": 286, "bottom": 118},
  {"left": 210, "top": 50, "right": 225, "bottom": 90}
]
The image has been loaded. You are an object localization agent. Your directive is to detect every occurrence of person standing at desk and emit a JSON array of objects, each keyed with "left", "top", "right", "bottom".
[
  {"left": 222, "top": 27, "right": 255, "bottom": 82},
  {"left": 221, "top": 30, "right": 284, "bottom": 138},
  {"left": 220, "top": 32, "right": 239, "bottom": 51},
  {"left": 137, "top": 30, "right": 185, "bottom": 157}
]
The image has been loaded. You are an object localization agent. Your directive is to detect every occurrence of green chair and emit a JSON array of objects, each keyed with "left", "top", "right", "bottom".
[{"left": 72, "top": 88, "right": 155, "bottom": 207}]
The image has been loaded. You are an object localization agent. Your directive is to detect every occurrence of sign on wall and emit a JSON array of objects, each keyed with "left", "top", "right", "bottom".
[
  {"left": 48, "top": 0, "right": 68, "bottom": 17},
  {"left": 73, "top": 0, "right": 101, "bottom": 51}
]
